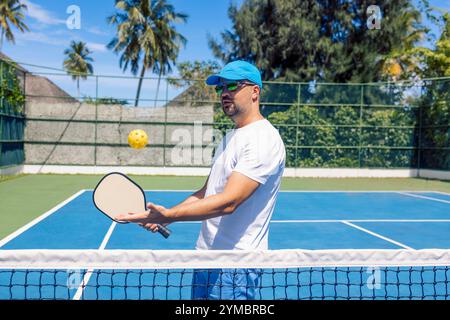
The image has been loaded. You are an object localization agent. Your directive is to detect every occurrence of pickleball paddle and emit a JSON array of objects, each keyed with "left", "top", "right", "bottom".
[{"left": 93, "top": 172, "right": 171, "bottom": 238}]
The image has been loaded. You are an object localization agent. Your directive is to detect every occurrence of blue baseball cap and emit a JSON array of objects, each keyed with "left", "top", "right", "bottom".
[{"left": 206, "top": 60, "right": 263, "bottom": 90}]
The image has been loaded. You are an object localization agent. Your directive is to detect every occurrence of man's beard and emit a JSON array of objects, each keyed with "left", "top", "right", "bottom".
[{"left": 222, "top": 99, "right": 239, "bottom": 117}]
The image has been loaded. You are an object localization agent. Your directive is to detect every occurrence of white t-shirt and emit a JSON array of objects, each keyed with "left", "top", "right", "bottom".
[{"left": 195, "top": 119, "right": 285, "bottom": 250}]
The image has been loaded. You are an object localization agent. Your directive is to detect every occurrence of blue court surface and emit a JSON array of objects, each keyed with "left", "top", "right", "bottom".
[{"left": 1, "top": 190, "right": 449, "bottom": 299}]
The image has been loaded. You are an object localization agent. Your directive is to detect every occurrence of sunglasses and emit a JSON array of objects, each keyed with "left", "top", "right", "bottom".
[{"left": 215, "top": 81, "right": 254, "bottom": 95}]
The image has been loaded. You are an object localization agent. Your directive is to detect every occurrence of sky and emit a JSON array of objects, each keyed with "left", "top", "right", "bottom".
[
  {"left": 3, "top": 0, "right": 245, "bottom": 103},
  {"left": 4, "top": 0, "right": 241, "bottom": 75},
  {"left": 2, "top": 0, "right": 449, "bottom": 105}
]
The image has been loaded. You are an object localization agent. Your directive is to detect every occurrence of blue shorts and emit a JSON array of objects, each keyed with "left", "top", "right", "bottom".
[{"left": 191, "top": 268, "right": 262, "bottom": 300}]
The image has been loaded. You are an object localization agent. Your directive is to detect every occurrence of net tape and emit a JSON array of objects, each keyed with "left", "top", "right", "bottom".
[
  {"left": 1, "top": 249, "right": 449, "bottom": 300},
  {"left": 1, "top": 249, "right": 450, "bottom": 269}
]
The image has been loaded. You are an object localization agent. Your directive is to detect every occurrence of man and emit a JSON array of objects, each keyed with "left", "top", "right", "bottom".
[{"left": 117, "top": 60, "right": 286, "bottom": 299}]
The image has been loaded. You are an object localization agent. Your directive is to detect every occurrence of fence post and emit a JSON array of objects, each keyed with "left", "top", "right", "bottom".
[
  {"left": 94, "top": 76, "right": 98, "bottom": 166},
  {"left": 22, "top": 68, "right": 26, "bottom": 114},
  {"left": 163, "top": 79, "right": 168, "bottom": 167},
  {"left": 417, "top": 86, "right": 423, "bottom": 175},
  {"left": 0, "top": 61, "right": 3, "bottom": 165},
  {"left": 358, "top": 84, "right": 364, "bottom": 168},
  {"left": 0, "top": 113, "right": 2, "bottom": 167},
  {"left": 295, "top": 84, "right": 301, "bottom": 166},
  {"left": 20, "top": 69, "right": 26, "bottom": 165}
]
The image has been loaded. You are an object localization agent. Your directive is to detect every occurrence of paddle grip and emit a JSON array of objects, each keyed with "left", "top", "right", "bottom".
[{"left": 157, "top": 224, "right": 171, "bottom": 238}]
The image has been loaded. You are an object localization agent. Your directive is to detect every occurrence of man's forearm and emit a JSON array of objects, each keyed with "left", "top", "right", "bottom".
[
  {"left": 171, "top": 188, "right": 206, "bottom": 210},
  {"left": 167, "top": 193, "right": 234, "bottom": 222}
]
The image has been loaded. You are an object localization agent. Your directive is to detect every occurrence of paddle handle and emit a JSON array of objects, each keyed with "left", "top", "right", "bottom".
[{"left": 157, "top": 224, "right": 171, "bottom": 238}]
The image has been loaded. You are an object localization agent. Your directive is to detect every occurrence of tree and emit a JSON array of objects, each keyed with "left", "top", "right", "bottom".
[
  {"left": 83, "top": 96, "right": 129, "bottom": 105},
  {"left": 209, "top": 0, "right": 427, "bottom": 83},
  {"left": 108, "top": 0, "right": 187, "bottom": 107},
  {"left": 63, "top": 41, "right": 94, "bottom": 99},
  {"left": 168, "top": 60, "right": 220, "bottom": 106},
  {"left": 410, "top": 13, "right": 450, "bottom": 170},
  {"left": 173, "top": 60, "right": 221, "bottom": 83},
  {"left": 410, "top": 12, "right": 450, "bottom": 78},
  {"left": 0, "top": 0, "right": 29, "bottom": 50},
  {"left": 208, "top": 1, "right": 446, "bottom": 170}
]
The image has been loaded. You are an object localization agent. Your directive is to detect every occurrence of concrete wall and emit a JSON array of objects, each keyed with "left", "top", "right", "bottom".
[{"left": 24, "top": 101, "right": 215, "bottom": 166}]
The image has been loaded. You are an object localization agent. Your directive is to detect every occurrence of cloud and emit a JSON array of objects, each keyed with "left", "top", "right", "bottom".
[
  {"left": 16, "top": 31, "right": 66, "bottom": 46},
  {"left": 16, "top": 30, "right": 107, "bottom": 52},
  {"left": 86, "top": 42, "right": 108, "bottom": 52},
  {"left": 87, "top": 26, "right": 109, "bottom": 36},
  {"left": 23, "top": 0, "right": 65, "bottom": 25}
]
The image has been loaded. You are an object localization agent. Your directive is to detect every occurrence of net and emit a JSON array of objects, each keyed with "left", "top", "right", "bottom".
[{"left": 0, "top": 249, "right": 449, "bottom": 300}]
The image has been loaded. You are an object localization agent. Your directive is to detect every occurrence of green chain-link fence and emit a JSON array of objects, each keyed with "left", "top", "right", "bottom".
[
  {"left": 0, "top": 60, "right": 25, "bottom": 167},
  {"left": 1, "top": 59, "right": 448, "bottom": 171},
  {"left": 214, "top": 79, "right": 449, "bottom": 170}
]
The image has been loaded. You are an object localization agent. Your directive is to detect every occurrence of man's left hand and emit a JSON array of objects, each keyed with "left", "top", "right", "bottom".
[{"left": 116, "top": 202, "right": 172, "bottom": 225}]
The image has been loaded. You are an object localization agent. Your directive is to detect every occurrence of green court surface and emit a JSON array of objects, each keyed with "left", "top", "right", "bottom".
[{"left": 0, "top": 174, "right": 449, "bottom": 239}]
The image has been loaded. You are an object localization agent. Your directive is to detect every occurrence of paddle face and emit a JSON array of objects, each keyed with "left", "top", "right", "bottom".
[
  {"left": 93, "top": 173, "right": 145, "bottom": 223},
  {"left": 93, "top": 172, "right": 171, "bottom": 238}
]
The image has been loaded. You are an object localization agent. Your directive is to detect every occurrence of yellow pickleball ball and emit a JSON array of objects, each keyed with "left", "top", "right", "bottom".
[{"left": 128, "top": 129, "right": 148, "bottom": 149}]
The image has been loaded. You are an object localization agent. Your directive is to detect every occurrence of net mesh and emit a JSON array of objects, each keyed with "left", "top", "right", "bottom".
[{"left": 1, "top": 249, "right": 449, "bottom": 300}]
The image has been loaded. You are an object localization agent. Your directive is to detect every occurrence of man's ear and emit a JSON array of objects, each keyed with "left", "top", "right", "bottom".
[{"left": 252, "top": 85, "right": 260, "bottom": 102}]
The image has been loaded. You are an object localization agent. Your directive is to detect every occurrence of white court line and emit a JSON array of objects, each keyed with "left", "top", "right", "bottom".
[
  {"left": 428, "top": 191, "right": 450, "bottom": 196},
  {"left": 73, "top": 222, "right": 117, "bottom": 301},
  {"left": 98, "top": 222, "right": 117, "bottom": 250},
  {"left": 275, "top": 190, "right": 449, "bottom": 193},
  {"left": 84, "top": 189, "right": 196, "bottom": 192},
  {"left": 397, "top": 192, "right": 450, "bottom": 204},
  {"left": 83, "top": 189, "right": 448, "bottom": 193},
  {"left": 341, "top": 221, "right": 413, "bottom": 250},
  {"left": 270, "top": 219, "right": 450, "bottom": 223},
  {"left": 176, "top": 219, "right": 450, "bottom": 224},
  {"left": 0, "top": 190, "right": 87, "bottom": 248}
]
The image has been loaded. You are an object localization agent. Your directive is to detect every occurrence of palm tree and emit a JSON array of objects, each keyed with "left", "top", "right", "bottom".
[
  {"left": 63, "top": 41, "right": 94, "bottom": 99},
  {"left": 0, "top": 0, "right": 29, "bottom": 50},
  {"left": 108, "top": 0, "right": 187, "bottom": 107},
  {"left": 151, "top": 9, "right": 187, "bottom": 107}
]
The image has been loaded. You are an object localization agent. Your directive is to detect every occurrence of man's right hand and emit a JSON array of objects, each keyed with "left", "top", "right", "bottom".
[{"left": 139, "top": 222, "right": 170, "bottom": 233}]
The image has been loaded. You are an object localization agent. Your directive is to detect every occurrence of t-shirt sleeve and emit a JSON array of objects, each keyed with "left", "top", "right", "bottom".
[{"left": 233, "top": 134, "right": 285, "bottom": 185}]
